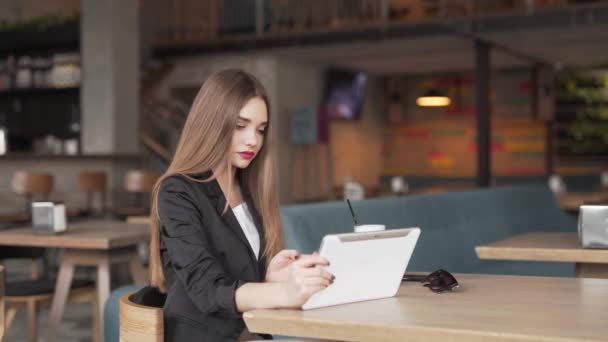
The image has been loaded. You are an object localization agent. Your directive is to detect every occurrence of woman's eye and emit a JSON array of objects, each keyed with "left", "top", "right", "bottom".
[
  {"left": 236, "top": 124, "right": 246, "bottom": 129},
  {"left": 258, "top": 129, "right": 266, "bottom": 134}
]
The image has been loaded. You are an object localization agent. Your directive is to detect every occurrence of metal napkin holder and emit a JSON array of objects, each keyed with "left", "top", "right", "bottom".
[{"left": 578, "top": 205, "right": 608, "bottom": 248}]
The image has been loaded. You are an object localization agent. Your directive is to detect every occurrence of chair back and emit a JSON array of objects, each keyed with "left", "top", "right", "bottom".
[
  {"left": 11, "top": 171, "right": 53, "bottom": 196},
  {"left": 124, "top": 170, "right": 160, "bottom": 193},
  {"left": 119, "top": 291, "right": 163, "bottom": 341},
  {"left": 79, "top": 171, "right": 108, "bottom": 213},
  {"left": 78, "top": 171, "right": 107, "bottom": 193}
]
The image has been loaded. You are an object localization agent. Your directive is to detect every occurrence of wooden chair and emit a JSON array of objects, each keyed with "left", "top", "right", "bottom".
[
  {"left": 120, "top": 291, "right": 164, "bottom": 342},
  {"left": 78, "top": 171, "right": 108, "bottom": 215},
  {"left": 123, "top": 170, "right": 160, "bottom": 194},
  {"left": 113, "top": 170, "right": 160, "bottom": 218},
  {"left": 1, "top": 249, "right": 98, "bottom": 342},
  {"left": 119, "top": 289, "right": 329, "bottom": 342},
  {"left": 0, "top": 171, "right": 54, "bottom": 224},
  {"left": 5, "top": 279, "right": 98, "bottom": 342},
  {"left": 11, "top": 171, "right": 54, "bottom": 213},
  {"left": 0, "top": 247, "right": 45, "bottom": 281},
  {"left": 0, "top": 247, "right": 97, "bottom": 342}
]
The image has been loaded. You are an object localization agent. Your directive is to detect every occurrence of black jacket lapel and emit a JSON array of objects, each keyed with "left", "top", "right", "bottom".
[
  {"left": 242, "top": 186, "right": 267, "bottom": 280},
  {"left": 198, "top": 171, "right": 261, "bottom": 280}
]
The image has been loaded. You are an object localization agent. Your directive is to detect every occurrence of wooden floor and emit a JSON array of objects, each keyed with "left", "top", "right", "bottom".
[{"left": 5, "top": 302, "right": 92, "bottom": 342}]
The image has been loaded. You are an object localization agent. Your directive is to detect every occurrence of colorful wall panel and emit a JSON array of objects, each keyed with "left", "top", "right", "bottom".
[{"left": 383, "top": 119, "right": 546, "bottom": 177}]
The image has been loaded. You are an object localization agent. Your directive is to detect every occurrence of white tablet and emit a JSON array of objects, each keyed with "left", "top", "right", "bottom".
[{"left": 302, "top": 227, "right": 420, "bottom": 310}]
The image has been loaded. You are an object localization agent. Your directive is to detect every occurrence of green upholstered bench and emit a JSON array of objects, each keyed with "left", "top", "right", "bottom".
[{"left": 280, "top": 185, "right": 577, "bottom": 277}]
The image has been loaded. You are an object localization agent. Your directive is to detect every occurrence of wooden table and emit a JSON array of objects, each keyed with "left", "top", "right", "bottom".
[
  {"left": 126, "top": 215, "right": 152, "bottom": 225},
  {"left": 476, "top": 232, "right": 608, "bottom": 278},
  {"left": 0, "top": 220, "right": 149, "bottom": 342},
  {"left": 244, "top": 274, "right": 608, "bottom": 342},
  {"left": 557, "top": 191, "right": 608, "bottom": 212}
]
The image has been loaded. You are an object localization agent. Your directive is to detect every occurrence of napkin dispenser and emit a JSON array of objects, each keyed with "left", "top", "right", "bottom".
[
  {"left": 32, "top": 202, "right": 66, "bottom": 234},
  {"left": 578, "top": 205, "right": 608, "bottom": 248}
]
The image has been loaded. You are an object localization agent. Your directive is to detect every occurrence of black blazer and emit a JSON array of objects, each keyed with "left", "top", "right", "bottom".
[{"left": 157, "top": 172, "right": 271, "bottom": 341}]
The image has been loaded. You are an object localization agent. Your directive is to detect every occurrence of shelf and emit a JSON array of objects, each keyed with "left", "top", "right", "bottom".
[
  {"left": 553, "top": 121, "right": 608, "bottom": 128},
  {"left": 0, "top": 153, "right": 143, "bottom": 161},
  {"left": 0, "top": 86, "right": 79, "bottom": 97},
  {"left": 555, "top": 102, "right": 608, "bottom": 107},
  {"left": 0, "top": 21, "right": 79, "bottom": 56},
  {"left": 555, "top": 108, "right": 608, "bottom": 114}
]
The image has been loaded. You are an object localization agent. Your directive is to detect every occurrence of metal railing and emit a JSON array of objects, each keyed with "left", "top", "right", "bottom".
[
  {"left": 139, "top": 62, "right": 185, "bottom": 163},
  {"left": 145, "top": 0, "right": 606, "bottom": 46}
]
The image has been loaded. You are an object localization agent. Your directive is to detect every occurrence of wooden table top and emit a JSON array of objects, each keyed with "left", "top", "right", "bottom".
[
  {"left": 126, "top": 215, "right": 152, "bottom": 225},
  {"left": 476, "top": 232, "right": 608, "bottom": 264},
  {"left": 0, "top": 220, "right": 149, "bottom": 250},
  {"left": 244, "top": 274, "right": 608, "bottom": 342}
]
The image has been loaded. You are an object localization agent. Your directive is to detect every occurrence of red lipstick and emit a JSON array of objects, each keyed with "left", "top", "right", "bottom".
[{"left": 238, "top": 151, "right": 255, "bottom": 160}]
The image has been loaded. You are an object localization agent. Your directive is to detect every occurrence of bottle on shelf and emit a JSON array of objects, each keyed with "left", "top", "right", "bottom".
[
  {"left": 6, "top": 55, "right": 16, "bottom": 90},
  {"left": 16, "top": 56, "right": 33, "bottom": 89},
  {"left": 42, "top": 56, "right": 54, "bottom": 88},
  {"left": 33, "top": 56, "right": 46, "bottom": 88},
  {"left": 0, "top": 59, "right": 9, "bottom": 91},
  {"left": 50, "top": 52, "right": 81, "bottom": 88}
]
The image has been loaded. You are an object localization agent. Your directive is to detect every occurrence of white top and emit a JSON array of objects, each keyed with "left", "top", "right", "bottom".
[{"left": 232, "top": 202, "right": 260, "bottom": 259}]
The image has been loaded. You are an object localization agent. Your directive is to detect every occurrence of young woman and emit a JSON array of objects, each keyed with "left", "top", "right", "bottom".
[{"left": 149, "top": 69, "right": 334, "bottom": 341}]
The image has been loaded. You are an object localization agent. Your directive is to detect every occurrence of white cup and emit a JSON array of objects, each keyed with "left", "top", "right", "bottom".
[{"left": 354, "top": 224, "right": 386, "bottom": 233}]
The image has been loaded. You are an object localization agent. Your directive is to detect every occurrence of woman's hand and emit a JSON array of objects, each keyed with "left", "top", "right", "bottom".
[
  {"left": 281, "top": 255, "right": 334, "bottom": 308},
  {"left": 265, "top": 249, "right": 300, "bottom": 283}
]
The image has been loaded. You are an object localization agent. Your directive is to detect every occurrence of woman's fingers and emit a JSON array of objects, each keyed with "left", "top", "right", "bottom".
[
  {"left": 293, "top": 255, "right": 329, "bottom": 268},
  {"left": 295, "top": 267, "right": 334, "bottom": 281},
  {"left": 300, "top": 277, "right": 332, "bottom": 287},
  {"left": 277, "top": 249, "right": 299, "bottom": 260}
]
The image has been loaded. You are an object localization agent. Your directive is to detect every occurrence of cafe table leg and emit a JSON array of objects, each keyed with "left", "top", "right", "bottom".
[
  {"left": 47, "top": 249, "right": 110, "bottom": 342},
  {"left": 97, "top": 254, "right": 111, "bottom": 342},
  {"left": 46, "top": 247, "right": 141, "bottom": 342},
  {"left": 46, "top": 256, "right": 75, "bottom": 342},
  {"left": 576, "top": 263, "right": 608, "bottom": 279}
]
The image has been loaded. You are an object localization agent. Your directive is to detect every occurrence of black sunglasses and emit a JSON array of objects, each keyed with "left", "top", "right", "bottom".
[{"left": 402, "top": 269, "right": 459, "bottom": 293}]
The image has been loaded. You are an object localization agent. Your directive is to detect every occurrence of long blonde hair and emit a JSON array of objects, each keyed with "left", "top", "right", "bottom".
[{"left": 149, "top": 69, "right": 283, "bottom": 292}]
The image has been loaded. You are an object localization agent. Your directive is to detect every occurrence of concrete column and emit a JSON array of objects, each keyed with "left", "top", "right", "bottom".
[{"left": 81, "top": 0, "right": 139, "bottom": 154}]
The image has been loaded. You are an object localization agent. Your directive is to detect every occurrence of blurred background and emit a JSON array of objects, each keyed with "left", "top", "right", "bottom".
[
  {"left": 1, "top": 0, "right": 608, "bottom": 340},
  {"left": 1, "top": 0, "right": 608, "bottom": 208}
]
